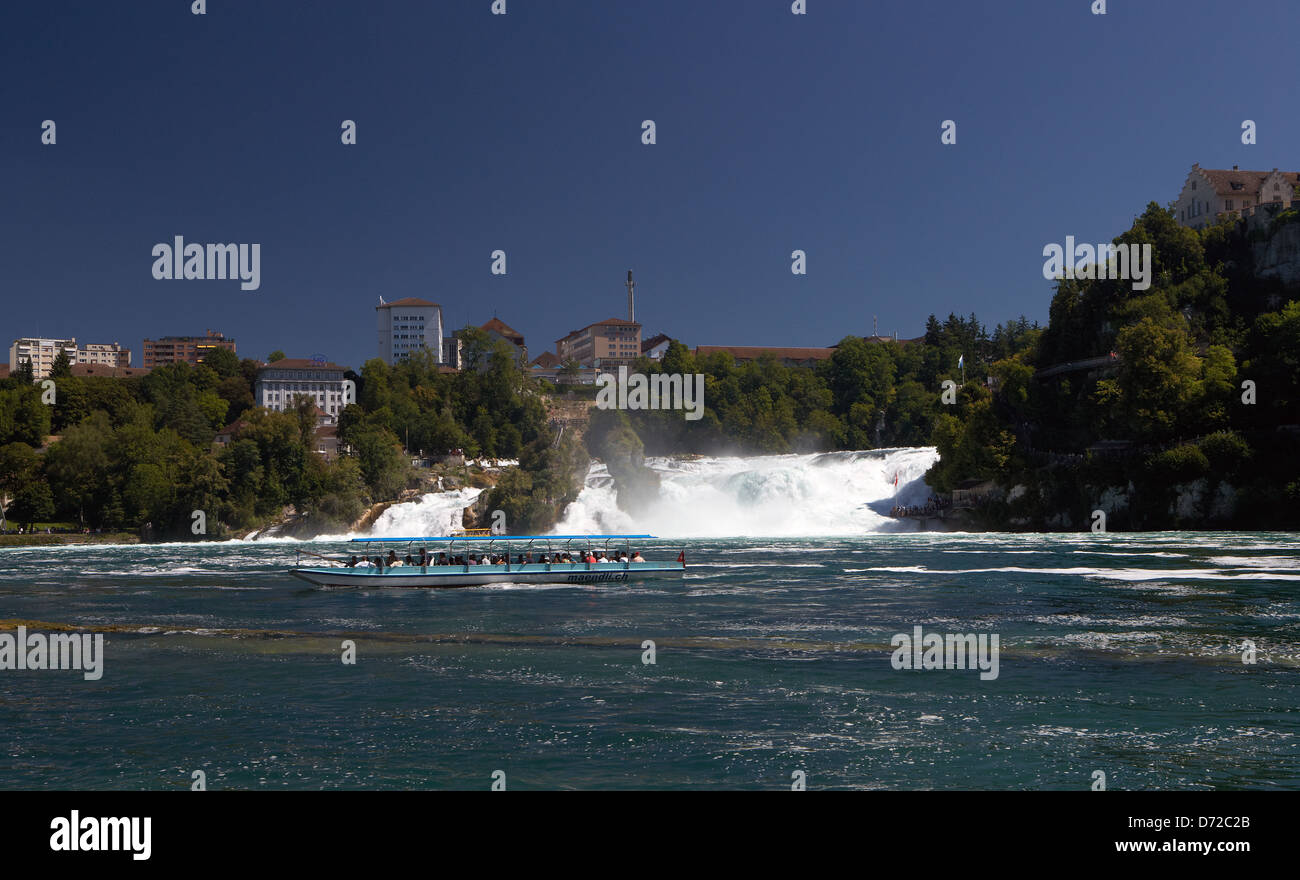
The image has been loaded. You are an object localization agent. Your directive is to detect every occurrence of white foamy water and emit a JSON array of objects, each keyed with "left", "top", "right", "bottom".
[
  {"left": 360, "top": 488, "right": 483, "bottom": 539},
  {"left": 555, "top": 448, "right": 940, "bottom": 538},
  {"left": 352, "top": 448, "right": 940, "bottom": 540}
]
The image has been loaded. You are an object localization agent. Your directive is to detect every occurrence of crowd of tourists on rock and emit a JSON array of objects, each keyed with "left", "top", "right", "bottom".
[
  {"left": 344, "top": 547, "right": 646, "bottom": 571},
  {"left": 889, "top": 495, "right": 952, "bottom": 518}
]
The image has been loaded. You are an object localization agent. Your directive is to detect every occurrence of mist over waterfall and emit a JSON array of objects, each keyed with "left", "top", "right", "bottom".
[
  {"left": 348, "top": 449, "right": 939, "bottom": 540},
  {"left": 557, "top": 448, "right": 939, "bottom": 538}
]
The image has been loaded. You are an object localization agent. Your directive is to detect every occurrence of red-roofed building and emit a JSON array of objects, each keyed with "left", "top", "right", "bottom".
[
  {"left": 641, "top": 333, "right": 672, "bottom": 360},
  {"left": 480, "top": 317, "right": 527, "bottom": 364}
]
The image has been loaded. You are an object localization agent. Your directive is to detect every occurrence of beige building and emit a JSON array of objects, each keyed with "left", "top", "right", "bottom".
[
  {"left": 78, "top": 342, "right": 132, "bottom": 368},
  {"left": 556, "top": 318, "right": 642, "bottom": 368},
  {"left": 9, "top": 338, "right": 77, "bottom": 378},
  {"left": 1175, "top": 164, "right": 1300, "bottom": 229}
]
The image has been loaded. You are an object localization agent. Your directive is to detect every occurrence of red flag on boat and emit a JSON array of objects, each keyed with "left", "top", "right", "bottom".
[
  {"left": 893, "top": 472, "right": 899, "bottom": 487},
  {"left": 677, "top": 550, "right": 686, "bottom": 565}
]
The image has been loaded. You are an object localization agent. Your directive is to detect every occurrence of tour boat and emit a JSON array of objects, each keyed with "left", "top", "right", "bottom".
[{"left": 287, "top": 534, "right": 685, "bottom": 589}]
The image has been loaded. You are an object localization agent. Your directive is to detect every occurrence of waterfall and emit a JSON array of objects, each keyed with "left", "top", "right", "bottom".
[
  {"left": 349, "top": 448, "right": 939, "bottom": 539},
  {"left": 555, "top": 448, "right": 939, "bottom": 537}
]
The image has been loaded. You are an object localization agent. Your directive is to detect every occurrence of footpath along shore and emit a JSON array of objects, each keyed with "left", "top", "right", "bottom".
[{"left": 0, "top": 532, "right": 140, "bottom": 548}]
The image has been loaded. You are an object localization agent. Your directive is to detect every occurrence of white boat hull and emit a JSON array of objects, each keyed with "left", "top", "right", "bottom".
[{"left": 288, "top": 561, "right": 685, "bottom": 589}]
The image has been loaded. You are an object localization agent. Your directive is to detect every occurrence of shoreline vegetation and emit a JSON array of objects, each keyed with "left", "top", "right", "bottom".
[{"left": 2, "top": 203, "right": 1297, "bottom": 543}]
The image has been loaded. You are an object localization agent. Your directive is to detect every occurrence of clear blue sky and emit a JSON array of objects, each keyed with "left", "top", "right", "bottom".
[{"left": 2, "top": 0, "right": 1296, "bottom": 370}]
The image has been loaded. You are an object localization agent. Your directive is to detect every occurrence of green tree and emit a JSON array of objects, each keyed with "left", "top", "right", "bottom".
[
  {"left": 9, "top": 479, "right": 55, "bottom": 530},
  {"left": 0, "top": 442, "right": 39, "bottom": 529},
  {"left": 201, "top": 347, "right": 242, "bottom": 379},
  {"left": 44, "top": 412, "right": 112, "bottom": 525},
  {"left": 50, "top": 349, "right": 73, "bottom": 379}
]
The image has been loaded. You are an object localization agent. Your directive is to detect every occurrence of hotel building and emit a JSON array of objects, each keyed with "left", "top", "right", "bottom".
[{"left": 253, "top": 358, "right": 350, "bottom": 418}]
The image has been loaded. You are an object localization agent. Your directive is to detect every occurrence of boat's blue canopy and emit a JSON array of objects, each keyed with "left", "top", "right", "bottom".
[{"left": 349, "top": 534, "right": 656, "bottom": 543}]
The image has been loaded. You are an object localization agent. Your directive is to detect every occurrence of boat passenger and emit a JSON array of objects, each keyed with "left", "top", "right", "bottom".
[
  {"left": 631, "top": 551, "right": 645, "bottom": 562},
  {"left": 597, "top": 552, "right": 609, "bottom": 563},
  {"left": 585, "top": 551, "right": 597, "bottom": 564},
  {"left": 437, "top": 552, "right": 448, "bottom": 566},
  {"left": 617, "top": 552, "right": 629, "bottom": 563},
  {"left": 386, "top": 551, "right": 400, "bottom": 567},
  {"left": 517, "top": 554, "right": 527, "bottom": 565},
  {"left": 539, "top": 553, "right": 550, "bottom": 564},
  {"left": 347, "top": 555, "right": 359, "bottom": 568},
  {"left": 404, "top": 555, "right": 415, "bottom": 567}
]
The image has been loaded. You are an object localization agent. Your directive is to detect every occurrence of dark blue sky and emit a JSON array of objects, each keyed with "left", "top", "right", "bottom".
[{"left": 3, "top": 0, "right": 1297, "bottom": 371}]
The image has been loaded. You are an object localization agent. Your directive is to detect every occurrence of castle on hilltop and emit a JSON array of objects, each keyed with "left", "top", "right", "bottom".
[{"left": 1175, "top": 164, "right": 1300, "bottom": 229}]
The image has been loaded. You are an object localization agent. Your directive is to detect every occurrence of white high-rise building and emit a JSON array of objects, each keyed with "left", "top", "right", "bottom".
[
  {"left": 376, "top": 297, "right": 443, "bottom": 365},
  {"left": 9, "top": 338, "right": 78, "bottom": 379}
]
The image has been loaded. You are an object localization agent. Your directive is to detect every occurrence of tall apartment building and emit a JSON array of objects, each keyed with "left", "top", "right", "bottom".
[
  {"left": 142, "top": 330, "right": 236, "bottom": 368},
  {"left": 1175, "top": 164, "right": 1300, "bottom": 229},
  {"left": 253, "top": 358, "right": 350, "bottom": 418},
  {"left": 377, "top": 297, "right": 443, "bottom": 365},
  {"left": 9, "top": 338, "right": 133, "bottom": 378},
  {"left": 9, "top": 338, "right": 78, "bottom": 379},
  {"left": 555, "top": 318, "right": 643, "bottom": 369}
]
